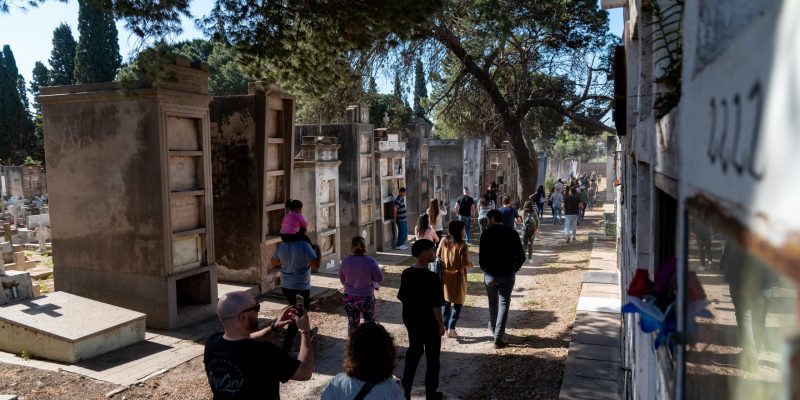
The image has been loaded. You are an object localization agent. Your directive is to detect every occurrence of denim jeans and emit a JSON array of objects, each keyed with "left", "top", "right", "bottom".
[
  {"left": 442, "top": 302, "right": 463, "bottom": 330},
  {"left": 484, "top": 273, "right": 515, "bottom": 342},
  {"left": 458, "top": 215, "right": 472, "bottom": 241},
  {"left": 396, "top": 219, "right": 408, "bottom": 247},
  {"left": 552, "top": 204, "right": 563, "bottom": 223},
  {"left": 564, "top": 214, "right": 578, "bottom": 238},
  {"left": 535, "top": 202, "right": 544, "bottom": 218},
  {"left": 281, "top": 288, "right": 311, "bottom": 352}
]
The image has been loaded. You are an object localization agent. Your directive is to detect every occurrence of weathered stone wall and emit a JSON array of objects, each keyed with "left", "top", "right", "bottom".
[{"left": 429, "top": 139, "right": 464, "bottom": 210}]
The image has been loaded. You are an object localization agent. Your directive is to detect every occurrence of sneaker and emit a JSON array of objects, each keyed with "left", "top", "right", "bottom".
[
  {"left": 397, "top": 244, "right": 409, "bottom": 250},
  {"left": 448, "top": 329, "right": 458, "bottom": 338},
  {"left": 494, "top": 339, "right": 509, "bottom": 349}
]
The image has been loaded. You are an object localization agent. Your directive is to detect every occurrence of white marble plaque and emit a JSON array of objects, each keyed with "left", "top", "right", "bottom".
[
  {"left": 169, "top": 156, "right": 198, "bottom": 191},
  {"left": 266, "top": 143, "right": 283, "bottom": 171},
  {"left": 173, "top": 235, "right": 202, "bottom": 271},
  {"left": 167, "top": 117, "right": 200, "bottom": 150},
  {"left": 171, "top": 196, "right": 202, "bottom": 232}
]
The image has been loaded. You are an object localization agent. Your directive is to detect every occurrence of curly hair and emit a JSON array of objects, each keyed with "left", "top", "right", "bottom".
[{"left": 343, "top": 322, "right": 396, "bottom": 384}]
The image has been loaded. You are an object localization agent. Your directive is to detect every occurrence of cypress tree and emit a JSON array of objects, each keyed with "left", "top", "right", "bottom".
[
  {"left": 74, "top": 0, "right": 122, "bottom": 83},
  {"left": 413, "top": 58, "right": 427, "bottom": 118},
  {"left": 30, "top": 62, "right": 49, "bottom": 114},
  {"left": 0, "top": 45, "right": 35, "bottom": 164},
  {"left": 368, "top": 76, "right": 378, "bottom": 94},
  {"left": 17, "top": 74, "right": 29, "bottom": 113},
  {"left": 393, "top": 71, "right": 402, "bottom": 99},
  {"left": 49, "top": 23, "right": 77, "bottom": 85}
]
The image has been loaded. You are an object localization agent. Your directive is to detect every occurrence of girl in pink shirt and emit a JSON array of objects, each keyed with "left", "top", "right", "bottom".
[{"left": 280, "top": 199, "right": 311, "bottom": 244}]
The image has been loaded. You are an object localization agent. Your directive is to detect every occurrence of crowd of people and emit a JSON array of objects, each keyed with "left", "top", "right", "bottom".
[{"left": 204, "top": 172, "right": 599, "bottom": 399}]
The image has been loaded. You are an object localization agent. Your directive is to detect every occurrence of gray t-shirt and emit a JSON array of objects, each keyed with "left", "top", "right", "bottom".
[
  {"left": 321, "top": 373, "right": 405, "bottom": 400},
  {"left": 273, "top": 241, "right": 317, "bottom": 290}
]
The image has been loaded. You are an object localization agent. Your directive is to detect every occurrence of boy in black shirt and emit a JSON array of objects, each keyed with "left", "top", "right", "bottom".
[{"left": 398, "top": 239, "right": 446, "bottom": 400}]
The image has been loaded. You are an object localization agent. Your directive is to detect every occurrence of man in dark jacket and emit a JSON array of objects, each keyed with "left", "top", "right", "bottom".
[{"left": 478, "top": 209, "right": 526, "bottom": 348}]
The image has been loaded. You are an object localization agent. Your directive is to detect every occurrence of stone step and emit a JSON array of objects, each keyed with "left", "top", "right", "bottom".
[{"left": 0, "top": 291, "right": 146, "bottom": 363}]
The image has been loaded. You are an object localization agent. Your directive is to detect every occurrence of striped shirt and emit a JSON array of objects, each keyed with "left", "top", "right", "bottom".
[{"left": 394, "top": 195, "right": 407, "bottom": 221}]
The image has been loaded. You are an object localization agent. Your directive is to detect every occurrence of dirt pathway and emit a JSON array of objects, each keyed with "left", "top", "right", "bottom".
[{"left": 0, "top": 203, "right": 604, "bottom": 400}]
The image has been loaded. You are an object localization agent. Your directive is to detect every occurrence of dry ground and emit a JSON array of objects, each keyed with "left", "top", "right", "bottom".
[{"left": 0, "top": 206, "right": 604, "bottom": 400}]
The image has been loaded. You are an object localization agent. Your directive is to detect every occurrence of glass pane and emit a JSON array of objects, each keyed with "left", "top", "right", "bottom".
[{"left": 685, "top": 209, "right": 797, "bottom": 399}]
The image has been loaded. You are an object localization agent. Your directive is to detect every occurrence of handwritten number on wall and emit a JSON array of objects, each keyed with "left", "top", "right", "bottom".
[{"left": 706, "top": 81, "right": 764, "bottom": 180}]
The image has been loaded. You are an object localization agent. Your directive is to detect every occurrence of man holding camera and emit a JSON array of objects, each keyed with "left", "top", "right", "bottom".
[{"left": 204, "top": 291, "right": 314, "bottom": 399}]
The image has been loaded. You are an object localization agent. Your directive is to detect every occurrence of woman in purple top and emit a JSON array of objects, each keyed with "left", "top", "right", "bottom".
[{"left": 339, "top": 236, "right": 384, "bottom": 334}]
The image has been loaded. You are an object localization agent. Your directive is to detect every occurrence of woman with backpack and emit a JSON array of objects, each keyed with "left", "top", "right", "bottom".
[{"left": 438, "top": 220, "right": 472, "bottom": 339}]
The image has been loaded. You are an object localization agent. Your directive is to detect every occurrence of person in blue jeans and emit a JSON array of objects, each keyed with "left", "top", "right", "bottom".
[
  {"left": 478, "top": 209, "right": 525, "bottom": 349},
  {"left": 393, "top": 187, "right": 409, "bottom": 250},
  {"left": 454, "top": 187, "right": 476, "bottom": 242}
]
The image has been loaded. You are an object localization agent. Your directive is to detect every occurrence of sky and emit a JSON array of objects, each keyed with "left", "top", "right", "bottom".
[{"left": 0, "top": 1, "right": 623, "bottom": 103}]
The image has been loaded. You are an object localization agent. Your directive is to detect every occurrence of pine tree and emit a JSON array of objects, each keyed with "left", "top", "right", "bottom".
[
  {"left": 0, "top": 45, "right": 35, "bottom": 164},
  {"left": 30, "top": 61, "right": 49, "bottom": 114},
  {"left": 413, "top": 58, "right": 427, "bottom": 118},
  {"left": 49, "top": 23, "right": 77, "bottom": 85},
  {"left": 368, "top": 76, "right": 378, "bottom": 94},
  {"left": 74, "top": 0, "right": 122, "bottom": 83}
]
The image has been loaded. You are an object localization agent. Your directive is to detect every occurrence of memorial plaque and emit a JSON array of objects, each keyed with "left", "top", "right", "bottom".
[
  {"left": 360, "top": 204, "right": 372, "bottom": 225},
  {"left": 361, "top": 224, "right": 372, "bottom": 245},
  {"left": 171, "top": 196, "right": 202, "bottom": 232},
  {"left": 379, "top": 159, "right": 389, "bottom": 177},
  {"left": 359, "top": 157, "right": 371, "bottom": 177},
  {"left": 173, "top": 235, "right": 202, "bottom": 272},
  {"left": 169, "top": 156, "right": 198, "bottom": 191},
  {"left": 265, "top": 176, "right": 284, "bottom": 206},
  {"left": 167, "top": 117, "right": 200, "bottom": 150},
  {"left": 266, "top": 143, "right": 283, "bottom": 171},
  {"left": 359, "top": 133, "right": 371, "bottom": 153},
  {"left": 319, "top": 180, "right": 332, "bottom": 203}
]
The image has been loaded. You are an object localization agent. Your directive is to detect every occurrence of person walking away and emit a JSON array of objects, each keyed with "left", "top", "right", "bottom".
[
  {"left": 454, "top": 187, "right": 476, "bottom": 242},
  {"left": 393, "top": 187, "right": 409, "bottom": 250},
  {"left": 578, "top": 187, "right": 590, "bottom": 225},
  {"left": 497, "top": 196, "right": 521, "bottom": 229},
  {"left": 438, "top": 220, "right": 472, "bottom": 339},
  {"left": 204, "top": 291, "right": 314, "bottom": 399},
  {"left": 477, "top": 197, "right": 492, "bottom": 234},
  {"left": 428, "top": 199, "right": 446, "bottom": 239},
  {"left": 563, "top": 188, "right": 583, "bottom": 243},
  {"left": 530, "top": 186, "right": 546, "bottom": 219},
  {"left": 587, "top": 184, "right": 597, "bottom": 210},
  {"left": 272, "top": 236, "right": 321, "bottom": 351},
  {"left": 397, "top": 240, "right": 445, "bottom": 399},
  {"left": 321, "top": 322, "right": 405, "bottom": 400},
  {"left": 479, "top": 210, "right": 525, "bottom": 348},
  {"left": 521, "top": 201, "right": 539, "bottom": 261},
  {"left": 550, "top": 187, "right": 564, "bottom": 225},
  {"left": 339, "top": 236, "right": 384, "bottom": 335},
  {"left": 415, "top": 214, "right": 440, "bottom": 244}
]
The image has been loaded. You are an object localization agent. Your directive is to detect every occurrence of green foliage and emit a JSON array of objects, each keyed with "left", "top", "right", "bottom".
[
  {"left": 546, "top": 129, "right": 605, "bottom": 161},
  {"left": 0, "top": 44, "right": 36, "bottom": 165},
  {"left": 413, "top": 58, "right": 427, "bottom": 118},
  {"left": 49, "top": 23, "right": 76, "bottom": 86},
  {"left": 393, "top": 71, "right": 403, "bottom": 98},
  {"left": 30, "top": 61, "right": 49, "bottom": 114},
  {"left": 16, "top": 74, "right": 29, "bottom": 112},
  {"left": 365, "top": 92, "right": 413, "bottom": 129},
  {"left": 74, "top": 0, "right": 121, "bottom": 83},
  {"left": 645, "top": 0, "right": 683, "bottom": 118},
  {"left": 160, "top": 39, "right": 253, "bottom": 96}
]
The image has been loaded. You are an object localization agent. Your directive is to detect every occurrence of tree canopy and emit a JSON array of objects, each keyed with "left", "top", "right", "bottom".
[
  {"left": 49, "top": 23, "right": 76, "bottom": 85},
  {"left": 0, "top": 45, "right": 36, "bottom": 164},
  {"left": 74, "top": 0, "right": 121, "bottom": 83}
]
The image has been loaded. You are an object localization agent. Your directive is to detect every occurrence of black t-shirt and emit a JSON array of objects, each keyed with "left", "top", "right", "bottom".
[
  {"left": 397, "top": 267, "right": 445, "bottom": 331},
  {"left": 456, "top": 195, "right": 475, "bottom": 217},
  {"left": 564, "top": 195, "right": 582, "bottom": 215},
  {"left": 204, "top": 332, "right": 300, "bottom": 400}
]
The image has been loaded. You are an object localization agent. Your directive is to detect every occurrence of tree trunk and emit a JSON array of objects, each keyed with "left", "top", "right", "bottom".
[{"left": 505, "top": 119, "right": 538, "bottom": 202}]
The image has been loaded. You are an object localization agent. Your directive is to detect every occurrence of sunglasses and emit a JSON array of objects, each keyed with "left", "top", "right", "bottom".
[{"left": 240, "top": 303, "right": 260, "bottom": 315}]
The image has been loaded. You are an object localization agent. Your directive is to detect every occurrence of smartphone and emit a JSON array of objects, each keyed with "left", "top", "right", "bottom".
[{"left": 295, "top": 294, "right": 305, "bottom": 317}]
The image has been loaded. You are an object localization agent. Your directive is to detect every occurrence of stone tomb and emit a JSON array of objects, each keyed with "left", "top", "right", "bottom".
[
  {"left": 39, "top": 59, "right": 218, "bottom": 330},
  {"left": 405, "top": 119, "right": 432, "bottom": 225},
  {"left": 296, "top": 104, "right": 377, "bottom": 255},
  {"left": 210, "top": 83, "right": 296, "bottom": 293},
  {"left": 291, "top": 136, "right": 342, "bottom": 273},
  {"left": 374, "top": 128, "right": 407, "bottom": 251}
]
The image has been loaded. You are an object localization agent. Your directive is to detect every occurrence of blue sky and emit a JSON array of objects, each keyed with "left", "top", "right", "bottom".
[{"left": 1, "top": 1, "right": 623, "bottom": 101}]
